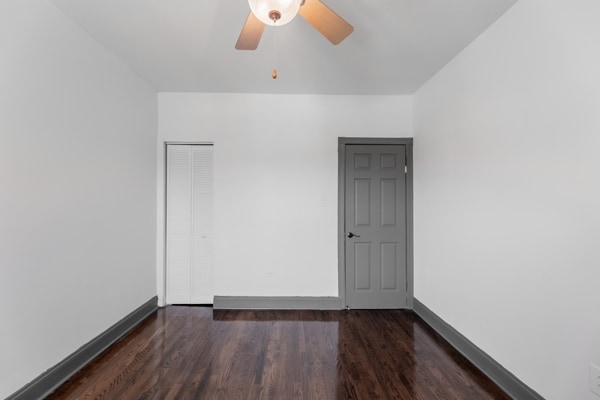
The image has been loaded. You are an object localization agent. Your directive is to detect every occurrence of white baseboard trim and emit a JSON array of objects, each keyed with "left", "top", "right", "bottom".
[{"left": 213, "top": 296, "right": 342, "bottom": 310}]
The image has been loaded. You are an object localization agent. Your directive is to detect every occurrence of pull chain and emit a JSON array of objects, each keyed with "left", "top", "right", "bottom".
[{"left": 272, "top": 17, "right": 278, "bottom": 79}]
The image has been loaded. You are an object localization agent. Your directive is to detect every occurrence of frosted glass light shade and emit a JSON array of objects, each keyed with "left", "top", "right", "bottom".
[{"left": 248, "top": 0, "right": 302, "bottom": 26}]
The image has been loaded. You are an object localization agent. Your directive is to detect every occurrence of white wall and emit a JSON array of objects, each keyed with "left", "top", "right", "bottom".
[
  {"left": 0, "top": 0, "right": 157, "bottom": 397},
  {"left": 413, "top": 0, "right": 600, "bottom": 399},
  {"left": 157, "top": 93, "right": 412, "bottom": 304}
]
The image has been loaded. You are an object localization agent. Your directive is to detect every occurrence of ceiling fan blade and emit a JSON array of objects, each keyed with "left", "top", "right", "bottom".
[
  {"left": 298, "top": 0, "right": 353, "bottom": 45},
  {"left": 235, "top": 12, "right": 265, "bottom": 50}
]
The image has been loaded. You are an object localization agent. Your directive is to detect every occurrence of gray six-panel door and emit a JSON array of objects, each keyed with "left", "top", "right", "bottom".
[{"left": 345, "top": 145, "right": 408, "bottom": 309}]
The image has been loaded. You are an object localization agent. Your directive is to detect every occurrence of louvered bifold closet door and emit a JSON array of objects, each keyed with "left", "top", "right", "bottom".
[
  {"left": 190, "top": 146, "right": 214, "bottom": 303},
  {"left": 166, "top": 144, "right": 214, "bottom": 304}
]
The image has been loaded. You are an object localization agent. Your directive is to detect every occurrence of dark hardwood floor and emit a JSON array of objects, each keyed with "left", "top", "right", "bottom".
[{"left": 46, "top": 307, "right": 510, "bottom": 400}]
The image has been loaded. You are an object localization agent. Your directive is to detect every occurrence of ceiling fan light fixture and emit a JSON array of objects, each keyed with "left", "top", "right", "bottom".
[{"left": 248, "top": 0, "right": 302, "bottom": 26}]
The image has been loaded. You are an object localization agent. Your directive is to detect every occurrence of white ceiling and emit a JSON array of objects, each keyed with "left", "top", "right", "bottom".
[{"left": 47, "top": 0, "right": 519, "bottom": 95}]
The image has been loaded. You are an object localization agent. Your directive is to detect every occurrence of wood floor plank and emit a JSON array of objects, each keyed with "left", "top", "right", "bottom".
[{"left": 46, "top": 307, "right": 510, "bottom": 400}]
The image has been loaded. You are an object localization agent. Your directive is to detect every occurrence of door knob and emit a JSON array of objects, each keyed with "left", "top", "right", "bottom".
[{"left": 347, "top": 232, "right": 360, "bottom": 238}]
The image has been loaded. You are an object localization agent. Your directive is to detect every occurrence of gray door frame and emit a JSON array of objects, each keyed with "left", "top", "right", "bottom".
[{"left": 338, "top": 137, "right": 414, "bottom": 309}]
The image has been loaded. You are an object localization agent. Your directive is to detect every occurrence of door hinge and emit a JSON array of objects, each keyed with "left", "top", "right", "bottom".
[{"left": 404, "top": 165, "right": 408, "bottom": 174}]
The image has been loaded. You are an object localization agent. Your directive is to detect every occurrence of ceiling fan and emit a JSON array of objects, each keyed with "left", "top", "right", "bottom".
[{"left": 235, "top": 0, "right": 353, "bottom": 50}]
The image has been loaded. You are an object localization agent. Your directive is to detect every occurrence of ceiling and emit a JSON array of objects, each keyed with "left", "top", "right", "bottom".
[{"left": 47, "top": 0, "right": 519, "bottom": 95}]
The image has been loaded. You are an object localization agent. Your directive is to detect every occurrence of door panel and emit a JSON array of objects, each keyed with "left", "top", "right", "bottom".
[
  {"left": 380, "top": 242, "right": 397, "bottom": 290},
  {"left": 345, "top": 144, "right": 407, "bottom": 309},
  {"left": 190, "top": 147, "right": 214, "bottom": 304},
  {"left": 354, "top": 179, "right": 371, "bottom": 225},
  {"left": 354, "top": 242, "right": 372, "bottom": 290},
  {"left": 354, "top": 153, "right": 371, "bottom": 169},
  {"left": 166, "top": 146, "right": 192, "bottom": 304},
  {"left": 380, "top": 179, "right": 397, "bottom": 226}
]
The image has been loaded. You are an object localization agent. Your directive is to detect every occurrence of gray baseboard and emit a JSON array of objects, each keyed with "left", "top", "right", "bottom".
[
  {"left": 213, "top": 296, "right": 342, "bottom": 310},
  {"left": 413, "top": 298, "right": 544, "bottom": 400},
  {"left": 7, "top": 296, "right": 158, "bottom": 400}
]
